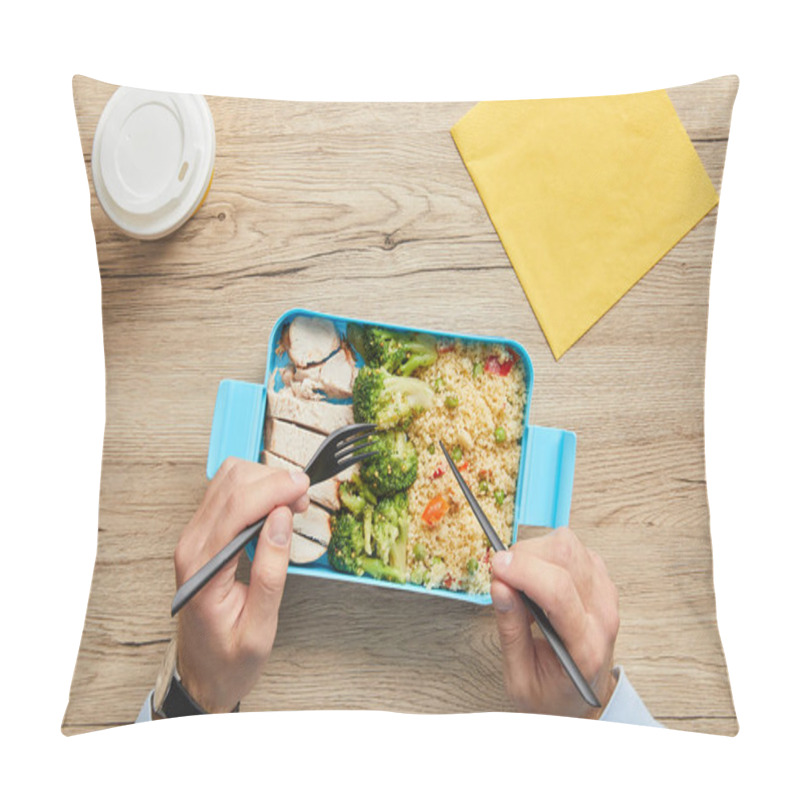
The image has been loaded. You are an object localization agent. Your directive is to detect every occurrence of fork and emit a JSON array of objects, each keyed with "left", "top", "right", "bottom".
[{"left": 170, "top": 422, "right": 377, "bottom": 616}]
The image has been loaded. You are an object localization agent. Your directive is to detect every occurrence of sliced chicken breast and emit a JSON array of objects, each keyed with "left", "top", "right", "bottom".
[
  {"left": 267, "top": 382, "right": 354, "bottom": 434},
  {"left": 290, "top": 533, "right": 327, "bottom": 565},
  {"left": 289, "top": 533, "right": 328, "bottom": 564},
  {"left": 289, "top": 502, "right": 332, "bottom": 565},
  {"left": 283, "top": 315, "right": 340, "bottom": 368},
  {"left": 265, "top": 418, "right": 357, "bottom": 480},
  {"left": 281, "top": 346, "right": 357, "bottom": 400},
  {"left": 265, "top": 417, "right": 324, "bottom": 466},
  {"left": 260, "top": 450, "right": 340, "bottom": 511},
  {"left": 293, "top": 502, "right": 332, "bottom": 545}
]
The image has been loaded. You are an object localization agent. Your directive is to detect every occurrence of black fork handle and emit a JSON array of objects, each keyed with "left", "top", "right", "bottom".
[
  {"left": 517, "top": 591, "right": 600, "bottom": 708},
  {"left": 170, "top": 516, "right": 265, "bottom": 617}
]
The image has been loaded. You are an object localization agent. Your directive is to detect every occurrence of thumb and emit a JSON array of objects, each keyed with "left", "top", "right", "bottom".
[
  {"left": 242, "top": 506, "right": 293, "bottom": 637},
  {"left": 491, "top": 575, "right": 537, "bottom": 688}
]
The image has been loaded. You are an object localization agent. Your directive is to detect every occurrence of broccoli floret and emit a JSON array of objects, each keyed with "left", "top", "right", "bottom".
[
  {"left": 327, "top": 510, "right": 405, "bottom": 584},
  {"left": 347, "top": 323, "right": 438, "bottom": 376},
  {"left": 336, "top": 478, "right": 379, "bottom": 554},
  {"left": 353, "top": 366, "right": 434, "bottom": 430},
  {"left": 351, "top": 471, "right": 378, "bottom": 505},
  {"left": 361, "top": 327, "right": 438, "bottom": 376},
  {"left": 338, "top": 473, "right": 378, "bottom": 516},
  {"left": 360, "top": 558, "right": 404, "bottom": 584},
  {"left": 338, "top": 482, "right": 366, "bottom": 516},
  {"left": 327, "top": 511, "right": 364, "bottom": 575},
  {"left": 363, "top": 504, "right": 374, "bottom": 556},
  {"left": 360, "top": 430, "right": 418, "bottom": 497},
  {"left": 372, "top": 493, "right": 409, "bottom": 579}
]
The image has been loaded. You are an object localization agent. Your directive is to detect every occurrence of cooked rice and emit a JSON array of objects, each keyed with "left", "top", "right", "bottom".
[{"left": 406, "top": 340, "right": 526, "bottom": 594}]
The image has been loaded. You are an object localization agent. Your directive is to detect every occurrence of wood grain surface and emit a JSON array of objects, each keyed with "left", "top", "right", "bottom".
[{"left": 63, "top": 74, "right": 739, "bottom": 735}]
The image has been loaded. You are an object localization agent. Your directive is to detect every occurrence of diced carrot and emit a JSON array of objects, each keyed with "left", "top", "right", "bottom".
[{"left": 422, "top": 494, "right": 449, "bottom": 525}]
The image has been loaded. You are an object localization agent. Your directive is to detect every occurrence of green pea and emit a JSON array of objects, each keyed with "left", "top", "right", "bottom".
[
  {"left": 494, "top": 489, "right": 506, "bottom": 507},
  {"left": 428, "top": 442, "right": 436, "bottom": 455},
  {"left": 478, "top": 480, "right": 489, "bottom": 495},
  {"left": 445, "top": 395, "right": 459, "bottom": 409},
  {"left": 452, "top": 445, "right": 463, "bottom": 462},
  {"left": 433, "top": 377, "right": 443, "bottom": 392},
  {"left": 413, "top": 542, "right": 428, "bottom": 561},
  {"left": 494, "top": 427, "right": 507, "bottom": 443},
  {"left": 472, "top": 362, "right": 483, "bottom": 379},
  {"left": 466, "top": 557, "right": 479, "bottom": 575}
]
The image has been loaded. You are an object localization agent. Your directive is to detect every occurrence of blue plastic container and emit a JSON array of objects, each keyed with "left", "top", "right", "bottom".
[{"left": 206, "top": 308, "right": 576, "bottom": 605}]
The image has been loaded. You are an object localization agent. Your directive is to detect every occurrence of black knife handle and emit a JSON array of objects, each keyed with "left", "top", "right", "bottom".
[
  {"left": 518, "top": 591, "right": 600, "bottom": 707},
  {"left": 439, "top": 440, "right": 600, "bottom": 708}
]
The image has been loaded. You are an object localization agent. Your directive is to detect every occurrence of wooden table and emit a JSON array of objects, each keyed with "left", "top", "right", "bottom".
[{"left": 64, "top": 75, "right": 738, "bottom": 735}]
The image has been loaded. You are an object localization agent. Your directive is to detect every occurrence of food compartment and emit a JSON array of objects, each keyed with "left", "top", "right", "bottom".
[{"left": 207, "top": 308, "right": 575, "bottom": 605}]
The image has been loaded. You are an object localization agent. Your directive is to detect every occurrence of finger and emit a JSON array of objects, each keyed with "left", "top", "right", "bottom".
[
  {"left": 239, "top": 505, "right": 293, "bottom": 643},
  {"left": 491, "top": 577, "right": 538, "bottom": 697},
  {"left": 268, "top": 463, "right": 313, "bottom": 515},
  {"left": 175, "top": 466, "right": 309, "bottom": 581},
  {"left": 204, "top": 458, "right": 280, "bottom": 512},
  {"left": 203, "top": 467, "right": 310, "bottom": 557},
  {"left": 177, "top": 459, "right": 282, "bottom": 561},
  {"left": 192, "top": 459, "right": 286, "bottom": 533},
  {"left": 291, "top": 493, "right": 311, "bottom": 515},
  {"left": 492, "top": 550, "right": 589, "bottom": 653},
  {"left": 514, "top": 528, "right": 595, "bottom": 599}
]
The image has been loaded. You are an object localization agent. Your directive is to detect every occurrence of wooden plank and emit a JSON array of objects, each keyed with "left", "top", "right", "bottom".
[{"left": 64, "top": 74, "right": 739, "bottom": 736}]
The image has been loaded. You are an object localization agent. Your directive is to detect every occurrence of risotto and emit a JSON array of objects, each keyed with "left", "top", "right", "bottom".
[{"left": 405, "top": 339, "right": 526, "bottom": 594}]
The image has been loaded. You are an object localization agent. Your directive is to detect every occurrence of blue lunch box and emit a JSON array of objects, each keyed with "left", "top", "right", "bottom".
[{"left": 206, "top": 308, "right": 576, "bottom": 605}]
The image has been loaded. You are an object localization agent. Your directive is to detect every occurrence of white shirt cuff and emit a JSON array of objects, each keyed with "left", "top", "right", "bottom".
[
  {"left": 600, "top": 666, "right": 662, "bottom": 727},
  {"left": 136, "top": 690, "right": 155, "bottom": 723}
]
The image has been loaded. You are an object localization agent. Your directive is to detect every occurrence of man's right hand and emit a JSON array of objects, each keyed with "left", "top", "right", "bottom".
[{"left": 490, "top": 527, "right": 620, "bottom": 719}]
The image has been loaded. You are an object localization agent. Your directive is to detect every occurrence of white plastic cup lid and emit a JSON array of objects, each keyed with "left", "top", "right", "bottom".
[{"left": 91, "top": 87, "right": 216, "bottom": 240}]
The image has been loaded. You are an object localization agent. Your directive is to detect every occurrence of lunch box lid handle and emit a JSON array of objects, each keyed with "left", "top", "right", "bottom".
[
  {"left": 517, "top": 425, "right": 576, "bottom": 529},
  {"left": 206, "top": 379, "right": 267, "bottom": 479}
]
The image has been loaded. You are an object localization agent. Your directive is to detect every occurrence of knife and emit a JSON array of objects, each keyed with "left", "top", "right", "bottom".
[{"left": 439, "top": 441, "right": 601, "bottom": 708}]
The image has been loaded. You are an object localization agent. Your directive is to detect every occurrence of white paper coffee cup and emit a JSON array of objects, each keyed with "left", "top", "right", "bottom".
[{"left": 91, "top": 87, "right": 216, "bottom": 240}]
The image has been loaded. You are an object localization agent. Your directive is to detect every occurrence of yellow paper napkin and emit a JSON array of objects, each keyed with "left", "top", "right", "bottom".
[{"left": 451, "top": 90, "right": 719, "bottom": 359}]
